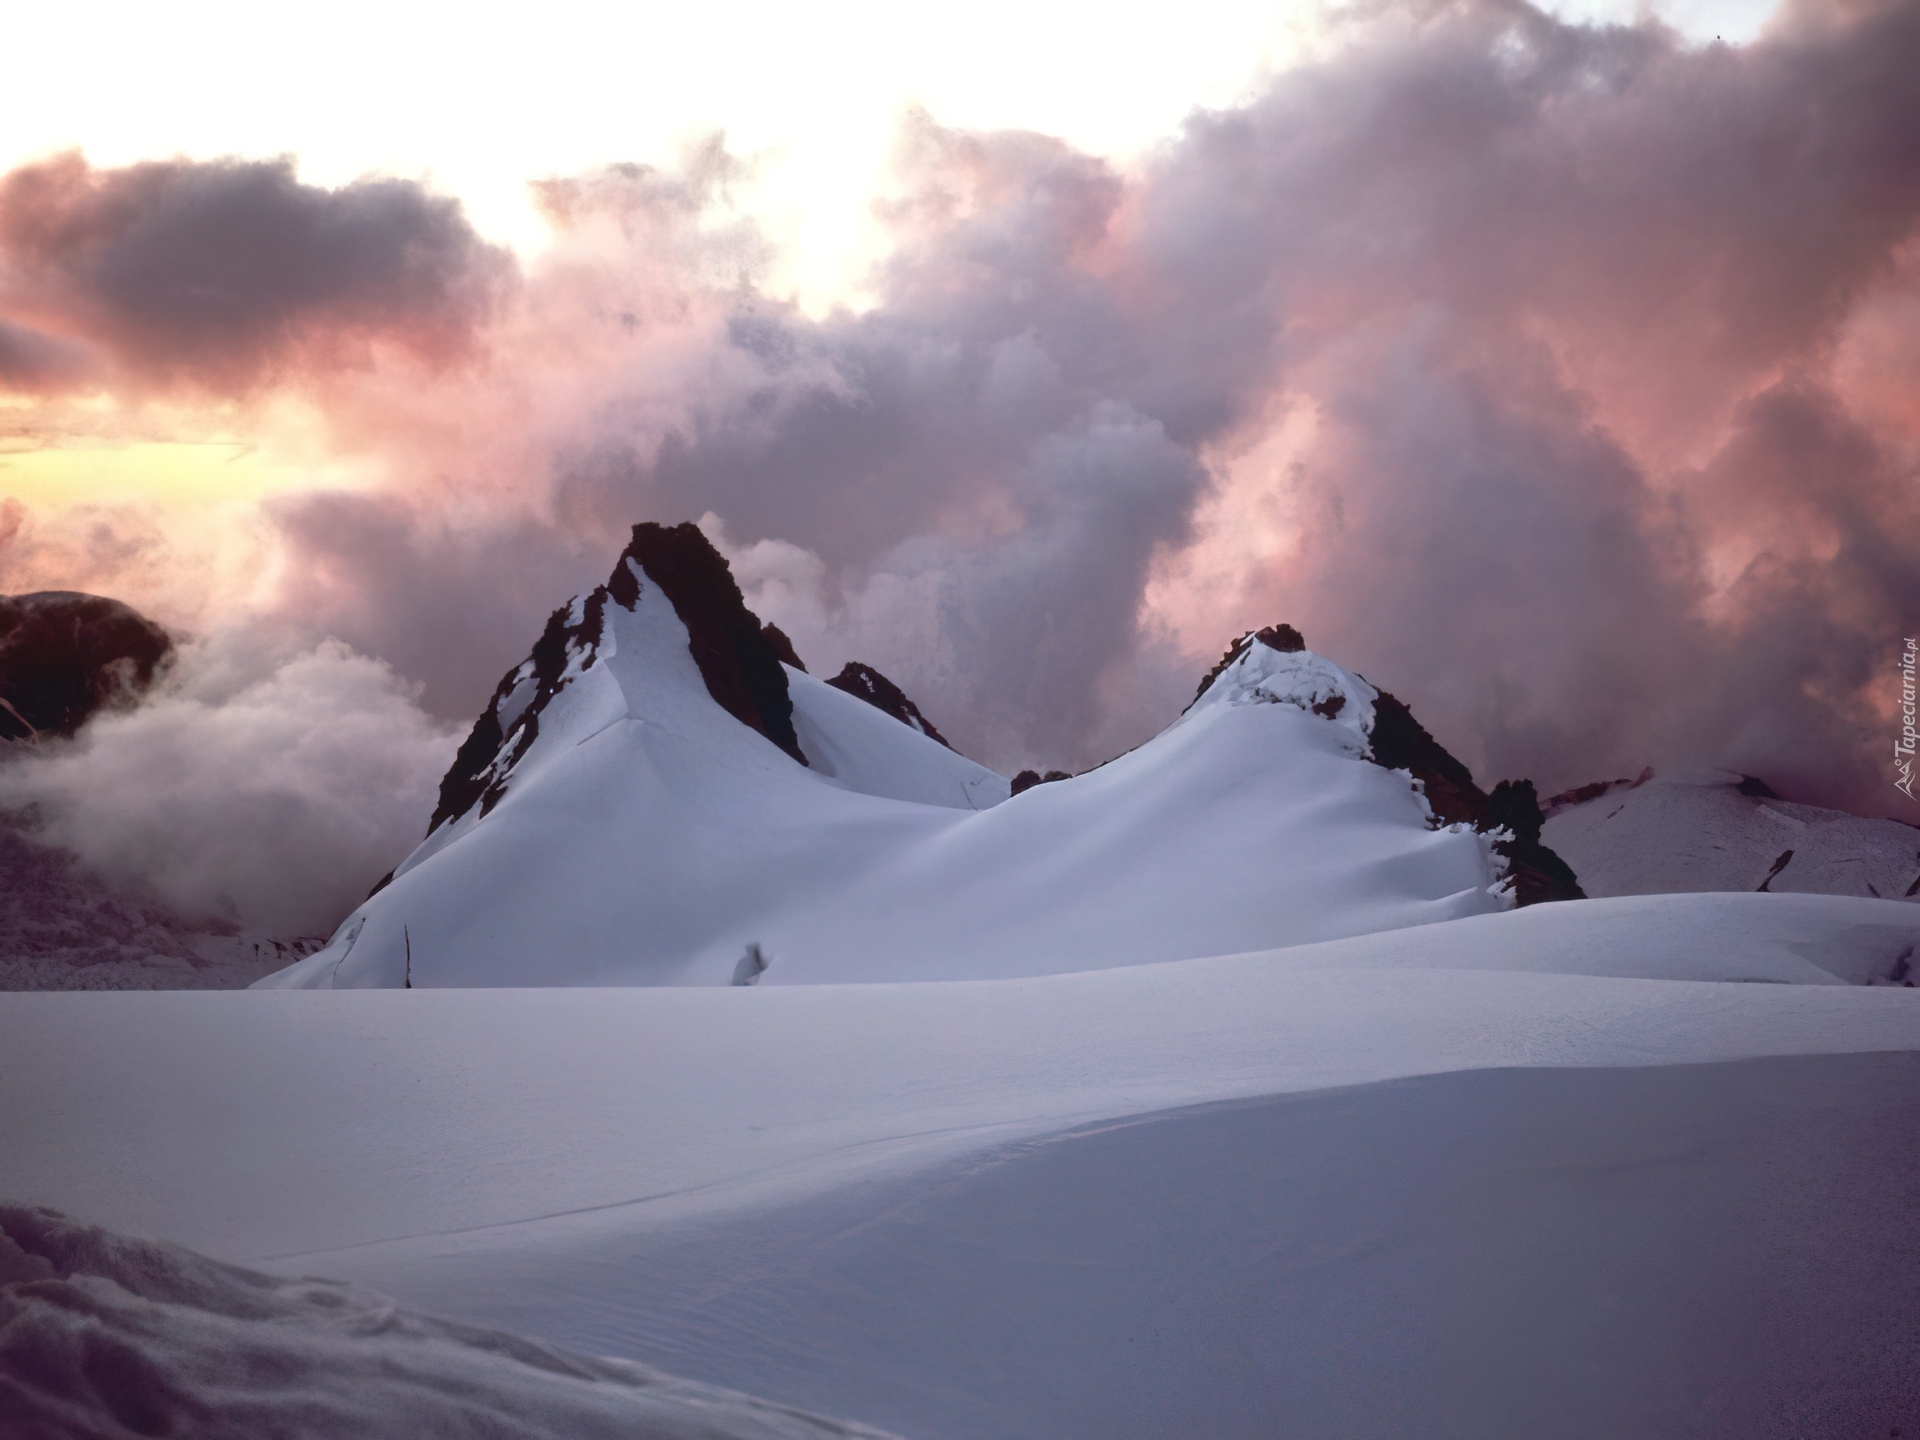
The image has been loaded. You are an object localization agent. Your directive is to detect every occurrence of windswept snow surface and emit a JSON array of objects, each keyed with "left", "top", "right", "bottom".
[
  {"left": 0, "top": 1206, "right": 899, "bottom": 1439},
  {"left": 1544, "top": 767, "right": 1920, "bottom": 900},
  {"left": 6, "top": 891, "right": 1920, "bottom": 1435},
  {"left": 260, "top": 599, "right": 1504, "bottom": 989}
]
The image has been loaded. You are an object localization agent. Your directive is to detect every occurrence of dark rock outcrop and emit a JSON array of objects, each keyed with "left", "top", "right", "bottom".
[
  {"left": 428, "top": 522, "right": 806, "bottom": 834},
  {"left": 1010, "top": 769, "right": 1072, "bottom": 796},
  {"left": 1757, "top": 849, "right": 1795, "bottom": 892},
  {"left": 0, "top": 592, "right": 172, "bottom": 740},
  {"left": 1200, "top": 623, "right": 1584, "bottom": 907},
  {"left": 1485, "top": 780, "right": 1585, "bottom": 905},
  {"left": 1540, "top": 767, "right": 1655, "bottom": 818},
  {"left": 1366, "top": 686, "right": 1583, "bottom": 906},
  {"left": 761, "top": 623, "right": 806, "bottom": 673},
  {"left": 624, "top": 523, "right": 806, "bottom": 767},
  {"left": 825, "top": 662, "right": 952, "bottom": 749},
  {"left": 429, "top": 590, "right": 612, "bottom": 832}
]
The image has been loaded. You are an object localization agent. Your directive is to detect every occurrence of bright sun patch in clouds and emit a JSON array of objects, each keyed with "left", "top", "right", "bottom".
[
  {"left": 0, "top": 0, "right": 1777, "bottom": 310},
  {"left": 0, "top": 441, "right": 330, "bottom": 511}
]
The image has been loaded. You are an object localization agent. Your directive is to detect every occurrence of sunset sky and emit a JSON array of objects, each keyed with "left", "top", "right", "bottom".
[{"left": 2, "top": 0, "right": 1915, "bottom": 931}]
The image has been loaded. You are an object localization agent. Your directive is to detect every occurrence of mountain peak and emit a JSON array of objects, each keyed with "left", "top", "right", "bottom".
[
  {"left": 1191, "top": 623, "right": 1583, "bottom": 906},
  {"left": 619, "top": 523, "right": 807, "bottom": 766},
  {"left": 428, "top": 521, "right": 808, "bottom": 834}
]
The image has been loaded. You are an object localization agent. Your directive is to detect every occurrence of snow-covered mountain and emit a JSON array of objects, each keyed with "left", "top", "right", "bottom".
[
  {"left": 1543, "top": 767, "right": 1920, "bottom": 901},
  {"left": 261, "top": 524, "right": 1560, "bottom": 989}
]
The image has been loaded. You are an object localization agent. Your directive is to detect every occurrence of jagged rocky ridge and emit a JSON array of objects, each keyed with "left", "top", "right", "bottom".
[
  {"left": 1193, "top": 625, "right": 1583, "bottom": 907},
  {"left": 0, "top": 591, "right": 171, "bottom": 741},
  {"left": 429, "top": 522, "right": 809, "bottom": 835},
  {"left": 825, "top": 663, "right": 952, "bottom": 749}
]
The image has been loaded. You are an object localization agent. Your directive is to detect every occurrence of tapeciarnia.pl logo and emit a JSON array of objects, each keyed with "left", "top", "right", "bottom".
[{"left": 1898, "top": 638, "right": 1917, "bottom": 801}]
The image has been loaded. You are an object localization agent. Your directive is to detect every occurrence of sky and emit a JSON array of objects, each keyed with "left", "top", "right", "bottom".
[{"left": 2, "top": 0, "right": 1917, "bottom": 932}]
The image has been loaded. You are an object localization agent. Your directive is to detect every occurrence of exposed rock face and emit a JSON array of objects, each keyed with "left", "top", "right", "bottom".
[
  {"left": 825, "top": 662, "right": 953, "bottom": 749},
  {"left": 761, "top": 623, "right": 806, "bottom": 672},
  {"left": 429, "top": 523, "right": 806, "bottom": 834},
  {"left": 1196, "top": 625, "right": 1585, "bottom": 906},
  {"left": 1366, "top": 688, "right": 1583, "bottom": 905},
  {"left": 624, "top": 522, "right": 807, "bottom": 767},
  {"left": 0, "top": 592, "right": 172, "bottom": 740}
]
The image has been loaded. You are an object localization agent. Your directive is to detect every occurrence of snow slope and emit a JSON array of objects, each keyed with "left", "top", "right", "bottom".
[
  {"left": 1544, "top": 767, "right": 1920, "bottom": 900},
  {"left": 0, "top": 1206, "right": 899, "bottom": 1439},
  {"left": 6, "top": 891, "right": 1920, "bottom": 1436},
  {"left": 261, "top": 535, "right": 1508, "bottom": 989}
]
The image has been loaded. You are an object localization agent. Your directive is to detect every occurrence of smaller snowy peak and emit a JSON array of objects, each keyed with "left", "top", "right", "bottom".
[
  {"left": 1190, "top": 624, "right": 1583, "bottom": 906},
  {"left": 0, "top": 591, "right": 172, "bottom": 741},
  {"left": 824, "top": 662, "right": 953, "bottom": 749},
  {"left": 1188, "top": 626, "right": 1377, "bottom": 753},
  {"left": 1543, "top": 766, "right": 1920, "bottom": 902}
]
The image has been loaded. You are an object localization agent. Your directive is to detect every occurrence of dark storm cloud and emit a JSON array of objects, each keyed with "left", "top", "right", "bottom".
[
  {"left": 0, "top": 153, "right": 511, "bottom": 391},
  {"left": 0, "top": 317, "right": 91, "bottom": 389}
]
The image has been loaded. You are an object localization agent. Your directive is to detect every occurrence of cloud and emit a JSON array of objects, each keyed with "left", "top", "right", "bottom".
[
  {"left": 6, "top": 0, "right": 1919, "bottom": 953},
  {"left": 0, "top": 634, "right": 459, "bottom": 933},
  {"left": 247, "top": 0, "right": 1918, "bottom": 808},
  {"left": 0, "top": 318, "right": 90, "bottom": 390},
  {"left": 0, "top": 153, "right": 511, "bottom": 393}
]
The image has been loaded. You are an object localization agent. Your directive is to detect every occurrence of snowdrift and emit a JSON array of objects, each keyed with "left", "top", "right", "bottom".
[
  {"left": 261, "top": 527, "right": 1530, "bottom": 988},
  {"left": 0, "top": 1205, "right": 897, "bottom": 1439}
]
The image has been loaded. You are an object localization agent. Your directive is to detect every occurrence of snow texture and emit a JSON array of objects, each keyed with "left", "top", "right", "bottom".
[
  {"left": 5, "top": 888, "right": 1919, "bottom": 1435},
  {"left": 322, "top": 1055, "right": 1920, "bottom": 1440},
  {"left": 0, "top": 1205, "right": 899, "bottom": 1439},
  {"left": 1545, "top": 766, "right": 1920, "bottom": 901}
]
